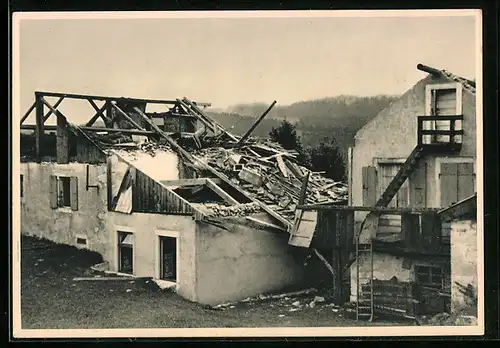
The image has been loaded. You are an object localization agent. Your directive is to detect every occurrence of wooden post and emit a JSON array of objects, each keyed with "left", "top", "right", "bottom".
[
  {"left": 107, "top": 156, "right": 113, "bottom": 211},
  {"left": 331, "top": 211, "right": 343, "bottom": 305},
  {"left": 35, "top": 93, "right": 44, "bottom": 161},
  {"left": 56, "top": 112, "right": 69, "bottom": 164},
  {"left": 43, "top": 97, "right": 65, "bottom": 123},
  {"left": 237, "top": 100, "right": 277, "bottom": 146},
  {"left": 20, "top": 102, "right": 36, "bottom": 125}
]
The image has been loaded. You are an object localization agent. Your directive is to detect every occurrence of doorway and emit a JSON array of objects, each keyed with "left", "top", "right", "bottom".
[
  {"left": 159, "top": 236, "right": 177, "bottom": 282},
  {"left": 118, "top": 232, "right": 134, "bottom": 274}
]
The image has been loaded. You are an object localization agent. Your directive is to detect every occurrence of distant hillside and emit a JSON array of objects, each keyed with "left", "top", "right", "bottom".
[
  {"left": 88, "top": 95, "right": 398, "bottom": 162},
  {"left": 211, "top": 95, "right": 399, "bottom": 159}
]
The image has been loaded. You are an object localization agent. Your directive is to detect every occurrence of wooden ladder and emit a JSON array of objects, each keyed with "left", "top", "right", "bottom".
[{"left": 355, "top": 238, "right": 374, "bottom": 322}]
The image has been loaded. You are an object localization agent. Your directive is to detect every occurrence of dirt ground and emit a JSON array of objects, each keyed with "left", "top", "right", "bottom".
[{"left": 20, "top": 235, "right": 413, "bottom": 329}]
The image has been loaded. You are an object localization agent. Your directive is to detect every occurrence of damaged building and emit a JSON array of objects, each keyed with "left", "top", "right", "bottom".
[
  {"left": 291, "top": 63, "right": 478, "bottom": 321},
  {"left": 19, "top": 91, "right": 347, "bottom": 306}
]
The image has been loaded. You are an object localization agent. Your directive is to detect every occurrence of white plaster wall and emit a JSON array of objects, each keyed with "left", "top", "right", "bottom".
[
  {"left": 107, "top": 212, "right": 198, "bottom": 302},
  {"left": 20, "top": 162, "right": 109, "bottom": 257},
  {"left": 450, "top": 219, "right": 477, "bottom": 314},
  {"left": 351, "top": 74, "right": 477, "bottom": 214},
  {"left": 195, "top": 219, "right": 305, "bottom": 306},
  {"left": 350, "top": 253, "right": 412, "bottom": 302}
]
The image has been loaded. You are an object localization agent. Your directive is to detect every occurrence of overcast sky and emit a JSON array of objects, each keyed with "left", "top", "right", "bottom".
[{"left": 14, "top": 11, "right": 479, "bottom": 124}]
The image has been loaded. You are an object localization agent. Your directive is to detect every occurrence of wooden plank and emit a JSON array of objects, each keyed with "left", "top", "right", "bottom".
[
  {"left": 107, "top": 157, "right": 113, "bottom": 211},
  {"left": 362, "top": 166, "right": 377, "bottom": 206},
  {"left": 85, "top": 103, "right": 108, "bottom": 127},
  {"left": 377, "top": 225, "right": 401, "bottom": 234},
  {"left": 111, "top": 102, "right": 146, "bottom": 130},
  {"left": 440, "top": 163, "right": 458, "bottom": 207},
  {"left": 35, "top": 93, "right": 44, "bottom": 161},
  {"left": 246, "top": 216, "right": 284, "bottom": 230},
  {"left": 205, "top": 179, "right": 239, "bottom": 205},
  {"left": 160, "top": 178, "right": 221, "bottom": 186},
  {"left": 457, "top": 163, "right": 475, "bottom": 201},
  {"left": 236, "top": 100, "right": 277, "bottom": 145},
  {"left": 181, "top": 98, "right": 239, "bottom": 141},
  {"left": 298, "top": 204, "right": 440, "bottom": 213},
  {"left": 132, "top": 106, "right": 290, "bottom": 229},
  {"left": 49, "top": 175, "right": 58, "bottom": 209},
  {"left": 43, "top": 97, "right": 65, "bottom": 122},
  {"left": 276, "top": 155, "right": 288, "bottom": 178},
  {"left": 410, "top": 162, "right": 427, "bottom": 207},
  {"left": 20, "top": 101, "right": 36, "bottom": 125},
  {"left": 70, "top": 176, "right": 79, "bottom": 211},
  {"left": 33, "top": 91, "right": 183, "bottom": 105}
]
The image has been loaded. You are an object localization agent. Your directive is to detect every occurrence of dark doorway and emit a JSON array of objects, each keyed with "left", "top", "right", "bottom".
[
  {"left": 118, "top": 232, "right": 134, "bottom": 274},
  {"left": 159, "top": 236, "right": 177, "bottom": 282}
]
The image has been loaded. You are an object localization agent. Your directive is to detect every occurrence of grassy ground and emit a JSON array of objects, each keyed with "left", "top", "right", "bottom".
[{"left": 20, "top": 235, "right": 412, "bottom": 329}]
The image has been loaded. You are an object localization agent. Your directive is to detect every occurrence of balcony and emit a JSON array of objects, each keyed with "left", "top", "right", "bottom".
[{"left": 417, "top": 115, "right": 463, "bottom": 152}]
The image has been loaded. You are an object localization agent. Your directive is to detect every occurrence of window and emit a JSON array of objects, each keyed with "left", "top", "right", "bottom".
[
  {"left": 378, "top": 162, "right": 409, "bottom": 208},
  {"left": 425, "top": 83, "right": 463, "bottom": 144},
  {"left": 415, "top": 265, "right": 443, "bottom": 289},
  {"left": 49, "top": 175, "right": 78, "bottom": 210},
  {"left": 159, "top": 236, "right": 177, "bottom": 282},
  {"left": 20, "top": 175, "right": 24, "bottom": 198},
  {"left": 76, "top": 237, "right": 87, "bottom": 245},
  {"left": 59, "top": 177, "right": 71, "bottom": 207},
  {"left": 118, "top": 232, "right": 134, "bottom": 274},
  {"left": 439, "top": 162, "right": 475, "bottom": 207}
]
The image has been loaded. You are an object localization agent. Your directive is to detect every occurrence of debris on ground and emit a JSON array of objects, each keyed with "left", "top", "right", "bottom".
[
  {"left": 416, "top": 312, "right": 478, "bottom": 326},
  {"left": 192, "top": 144, "right": 348, "bottom": 223},
  {"left": 72, "top": 97, "right": 348, "bottom": 228},
  {"left": 192, "top": 202, "right": 262, "bottom": 218}
]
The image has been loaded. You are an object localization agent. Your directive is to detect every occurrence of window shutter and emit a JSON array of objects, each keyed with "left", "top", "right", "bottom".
[
  {"left": 49, "top": 175, "right": 58, "bottom": 209},
  {"left": 362, "top": 166, "right": 377, "bottom": 206},
  {"left": 440, "top": 163, "right": 458, "bottom": 207},
  {"left": 421, "top": 212, "right": 442, "bottom": 252},
  {"left": 409, "top": 162, "right": 427, "bottom": 207},
  {"left": 457, "top": 163, "right": 475, "bottom": 200},
  {"left": 70, "top": 176, "right": 79, "bottom": 211},
  {"left": 397, "top": 185, "right": 409, "bottom": 208}
]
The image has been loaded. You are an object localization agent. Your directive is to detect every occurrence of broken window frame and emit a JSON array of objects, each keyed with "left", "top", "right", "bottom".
[{"left": 118, "top": 231, "right": 134, "bottom": 275}]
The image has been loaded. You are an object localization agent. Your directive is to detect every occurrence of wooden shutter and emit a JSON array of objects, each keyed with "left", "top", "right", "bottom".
[
  {"left": 362, "top": 166, "right": 377, "bottom": 206},
  {"left": 420, "top": 212, "right": 442, "bottom": 252},
  {"left": 70, "top": 176, "right": 79, "bottom": 211},
  {"left": 457, "top": 163, "right": 475, "bottom": 200},
  {"left": 409, "top": 162, "right": 427, "bottom": 207},
  {"left": 402, "top": 213, "right": 420, "bottom": 249},
  {"left": 440, "top": 163, "right": 458, "bottom": 207},
  {"left": 49, "top": 175, "right": 58, "bottom": 209}
]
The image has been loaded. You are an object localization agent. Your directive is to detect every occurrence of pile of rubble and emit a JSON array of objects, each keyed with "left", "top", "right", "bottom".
[
  {"left": 192, "top": 202, "right": 262, "bottom": 218},
  {"left": 193, "top": 142, "right": 348, "bottom": 222}
]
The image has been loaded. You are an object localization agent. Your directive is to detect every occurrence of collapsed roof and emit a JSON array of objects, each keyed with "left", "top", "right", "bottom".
[{"left": 20, "top": 92, "right": 348, "bottom": 231}]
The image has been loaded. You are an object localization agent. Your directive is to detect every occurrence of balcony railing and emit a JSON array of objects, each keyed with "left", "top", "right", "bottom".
[{"left": 417, "top": 115, "right": 464, "bottom": 150}]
